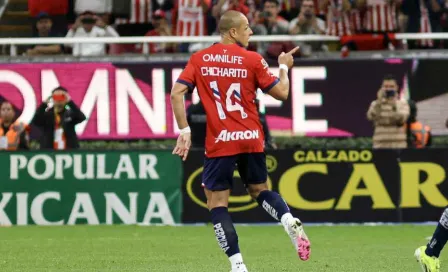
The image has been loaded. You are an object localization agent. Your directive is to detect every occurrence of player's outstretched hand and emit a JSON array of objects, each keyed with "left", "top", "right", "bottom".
[
  {"left": 278, "top": 46, "right": 300, "bottom": 69},
  {"left": 172, "top": 133, "right": 191, "bottom": 161}
]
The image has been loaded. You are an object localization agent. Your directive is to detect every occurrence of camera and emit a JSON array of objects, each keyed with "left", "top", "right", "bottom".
[
  {"left": 384, "top": 89, "right": 396, "bottom": 98},
  {"left": 304, "top": 12, "right": 313, "bottom": 19},
  {"left": 81, "top": 18, "right": 96, "bottom": 24},
  {"left": 261, "top": 11, "right": 272, "bottom": 18}
]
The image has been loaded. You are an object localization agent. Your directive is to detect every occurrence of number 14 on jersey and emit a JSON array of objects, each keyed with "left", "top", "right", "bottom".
[{"left": 210, "top": 80, "right": 248, "bottom": 120}]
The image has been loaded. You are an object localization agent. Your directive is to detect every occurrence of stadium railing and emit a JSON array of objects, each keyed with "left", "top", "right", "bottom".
[{"left": 2, "top": 33, "right": 448, "bottom": 56}]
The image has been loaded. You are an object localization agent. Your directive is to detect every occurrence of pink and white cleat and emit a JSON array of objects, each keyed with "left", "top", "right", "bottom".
[{"left": 285, "top": 218, "right": 311, "bottom": 261}]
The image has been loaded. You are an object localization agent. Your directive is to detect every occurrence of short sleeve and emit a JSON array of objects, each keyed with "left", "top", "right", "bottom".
[
  {"left": 177, "top": 57, "right": 196, "bottom": 92},
  {"left": 253, "top": 54, "right": 279, "bottom": 93}
]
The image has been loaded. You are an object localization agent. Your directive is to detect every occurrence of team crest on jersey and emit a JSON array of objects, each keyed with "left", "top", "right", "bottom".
[{"left": 261, "top": 58, "right": 269, "bottom": 70}]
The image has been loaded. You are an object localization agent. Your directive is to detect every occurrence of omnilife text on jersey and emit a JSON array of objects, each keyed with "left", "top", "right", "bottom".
[{"left": 202, "top": 54, "right": 243, "bottom": 64}]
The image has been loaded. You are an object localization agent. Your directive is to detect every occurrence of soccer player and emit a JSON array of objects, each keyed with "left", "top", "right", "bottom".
[
  {"left": 170, "top": 10, "right": 310, "bottom": 272},
  {"left": 415, "top": 208, "right": 447, "bottom": 271}
]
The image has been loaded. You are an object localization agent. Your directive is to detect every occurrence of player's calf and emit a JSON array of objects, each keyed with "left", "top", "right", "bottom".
[
  {"left": 211, "top": 207, "right": 247, "bottom": 270},
  {"left": 254, "top": 190, "right": 290, "bottom": 221}
]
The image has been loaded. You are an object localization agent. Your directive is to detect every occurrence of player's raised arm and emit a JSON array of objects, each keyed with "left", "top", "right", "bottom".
[{"left": 267, "top": 46, "right": 300, "bottom": 101}]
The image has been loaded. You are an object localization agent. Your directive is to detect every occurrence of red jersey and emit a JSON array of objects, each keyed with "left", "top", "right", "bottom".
[
  {"left": 173, "top": 0, "right": 210, "bottom": 36},
  {"left": 364, "top": 0, "right": 397, "bottom": 32},
  {"left": 177, "top": 43, "right": 279, "bottom": 158},
  {"left": 115, "top": 0, "right": 152, "bottom": 24},
  {"left": 324, "top": 0, "right": 352, "bottom": 36}
]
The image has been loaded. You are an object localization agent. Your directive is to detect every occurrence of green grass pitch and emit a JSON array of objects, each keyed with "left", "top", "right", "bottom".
[{"left": 0, "top": 225, "right": 443, "bottom": 271}]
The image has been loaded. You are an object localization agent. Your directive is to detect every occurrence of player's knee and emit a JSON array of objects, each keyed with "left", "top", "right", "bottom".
[
  {"left": 208, "top": 190, "right": 230, "bottom": 210},
  {"left": 209, "top": 200, "right": 229, "bottom": 210},
  {"left": 247, "top": 183, "right": 269, "bottom": 199}
]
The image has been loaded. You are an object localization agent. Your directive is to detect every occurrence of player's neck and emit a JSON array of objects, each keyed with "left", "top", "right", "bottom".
[
  {"left": 220, "top": 39, "right": 235, "bottom": 45},
  {"left": 220, "top": 35, "right": 239, "bottom": 45}
]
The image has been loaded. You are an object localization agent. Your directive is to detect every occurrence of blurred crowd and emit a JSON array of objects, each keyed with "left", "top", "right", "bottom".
[{"left": 24, "top": 0, "right": 448, "bottom": 57}]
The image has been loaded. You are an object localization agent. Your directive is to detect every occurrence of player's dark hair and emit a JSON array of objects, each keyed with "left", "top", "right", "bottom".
[
  {"left": 0, "top": 100, "right": 12, "bottom": 109},
  {"left": 0, "top": 101, "right": 15, "bottom": 117},
  {"left": 382, "top": 74, "right": 397, "bottom": 82},
  {"left": 52, "top": 86, "right": 68, "bottom": 94},
  {"left": 264, "top": 0, "right": 279, "bottom": 6}
]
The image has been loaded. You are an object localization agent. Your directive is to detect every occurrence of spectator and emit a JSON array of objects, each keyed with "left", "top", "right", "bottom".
[
  {"left": 289, "top": 0, "right": 326, "bottom": 57},
  {"left": 115, "top": 0, "right": 155, "bottom": 36},
  {"left": 400, "top": 0, "right": 444, "bottom": 49},
  {"left": 211, "top": 0, "right": 249, "bottom": 34},
  {"left": 172, "top": 0, "right": 211, "bottom": 52},
  {"left": 350, "top": 7, "right": 364, "bottom": 33},
  {"left": 74, "top": 0, "right": 113, "bottom": 28},
  {"left": 31, "top": 87, "right": 86, "bottom": 150},
  {"left": 252, "top": 0, "right": 289, "bottom": 54},
  {"left": 212, "top": 0, "right": 250, "bottom": 19},
  {"left": 26, "top": 12, "right": 64, "bottom": 56},
  {"left": 0, "top": 101, "right": 29, "bottom": 150},
  {"left": 320, "top": 0, "right": 352, "bottom": 36},
  {"left": 246, "top": 0, "right": 264, "bottom": 24},
  {"left": 66, "top": 11, "right": 120, "bottom": 56},
  {"left": 356, "top": 0, "right": 400, "bottom": 33},
  {"left": 367, "top": 75, "right": 410, "bottom": 149},
  {"left": 140, "top": 10, "right": 174, "bottom": 53},
  {"left": 278, "top": 0, "right": 300, "bottom": 21},
  {"left": 406, "top": 100, "right": 432, "bottom": 148}
]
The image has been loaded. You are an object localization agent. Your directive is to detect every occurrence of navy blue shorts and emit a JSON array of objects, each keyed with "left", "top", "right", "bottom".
[{"left": 202, "top": 153, "right": 267, "bottom": 191}]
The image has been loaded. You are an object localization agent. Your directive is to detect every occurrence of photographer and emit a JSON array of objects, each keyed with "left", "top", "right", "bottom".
[
  {"left": 31, "top": 87, "right": 86, "bottom": 150},
  {"left": 65, "top": 11, "right": 119, "bottom": 56},
  {"left": 288, "top": 0, "right": 326, "bottom": 57},
  {"left": 252, "top": 0, "right": 289, "bottom": 54},
  {"left": 367, "top": 75, "right": 410, "bottom": 149}
]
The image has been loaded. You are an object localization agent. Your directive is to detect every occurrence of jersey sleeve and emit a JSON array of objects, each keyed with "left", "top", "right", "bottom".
[
  {"left": 253, "top": 54, "right": 279, "bottom": 93},
  {"left": 177, "top": 57, "right": 196, "bottom": 93}
]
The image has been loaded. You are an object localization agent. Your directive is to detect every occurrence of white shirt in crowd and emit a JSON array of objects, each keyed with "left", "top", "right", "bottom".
[
  {"left": 66, "top": 25, "right": 120, "bottom": 56},
  {"left": 75, "top": 0, "right": 112, "bottom": 14}
]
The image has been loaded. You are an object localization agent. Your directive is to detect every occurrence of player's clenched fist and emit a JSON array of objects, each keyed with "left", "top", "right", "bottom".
[{"left": 278, "top": 46, "right": 300, "bottom": 69}]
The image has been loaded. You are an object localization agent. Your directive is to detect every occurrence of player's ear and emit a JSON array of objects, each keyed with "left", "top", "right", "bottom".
[{"left": 229, "top": 28, "right": 237, "bottom": 39}]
